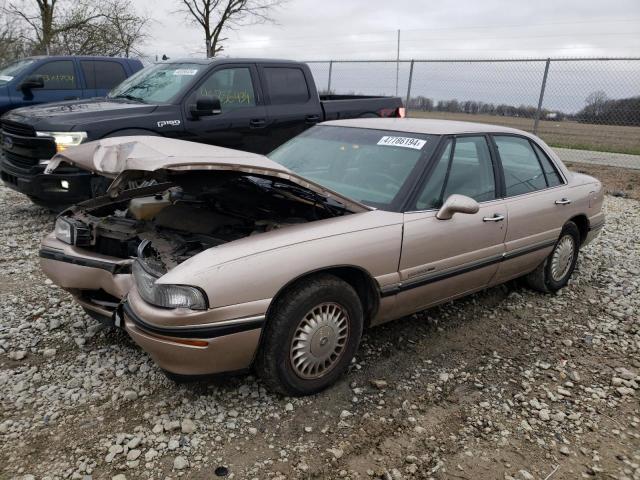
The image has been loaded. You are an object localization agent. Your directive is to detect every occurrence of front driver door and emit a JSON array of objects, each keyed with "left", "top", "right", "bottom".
[
  {"left": 394, "top": 136, "right": 507, "bottom": 318},
  {"left": 181, "top": 64, "right": 269, "bottom": 154},
  {"left": 9, "top": 59, "right": 82, "bottom": 108}
]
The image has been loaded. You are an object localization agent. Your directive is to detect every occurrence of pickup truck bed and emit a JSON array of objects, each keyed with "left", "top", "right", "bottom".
[{"left": 0, "top": 58, "right": 403, "bottom": 208}]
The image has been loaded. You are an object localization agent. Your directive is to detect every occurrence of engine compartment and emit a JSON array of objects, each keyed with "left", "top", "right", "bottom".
[{"left": 69, "top": 171, "right": 351, "bottom": 272}]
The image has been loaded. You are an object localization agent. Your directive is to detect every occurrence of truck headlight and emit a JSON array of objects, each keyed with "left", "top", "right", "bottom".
[
  {"left": 54, "top": 217, "right": 91, "bottom": 245},
  {"left": 133, "top": 260, "right": 208, "bottom": 310},
  {"left": 36, "top": 131, "right": 87, "bottom": 152}
]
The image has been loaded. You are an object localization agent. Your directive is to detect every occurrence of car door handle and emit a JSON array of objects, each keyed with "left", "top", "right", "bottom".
[
  {"left": 249, "top": 118, "right": 266, "bottom": 128},
  {"left": 483, "top": 214, "right": 505, "bottom": 222},
  {"left": 555, "top": 198, "right": 572, "bottom": 205},
  {"left": 305, "top": 115, "right": 321, "bottom": 124}
]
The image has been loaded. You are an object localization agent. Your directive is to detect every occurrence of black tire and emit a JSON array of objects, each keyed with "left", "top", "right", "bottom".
[
  {"left": 525, "top": 221, "right": 580, "bottom": 293},
  {"left": 256, "top": 274, "right": 364, "bottom": 396}
]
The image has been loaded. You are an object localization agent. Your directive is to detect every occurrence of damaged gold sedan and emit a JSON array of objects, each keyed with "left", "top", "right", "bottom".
[{"left": 39, "top": 119, "right": 604, "bottom": 395}]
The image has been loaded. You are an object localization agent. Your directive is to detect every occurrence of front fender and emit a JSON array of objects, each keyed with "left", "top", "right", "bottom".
[{"left": 159, "top": 212, "right": 404, "bottom": 309}]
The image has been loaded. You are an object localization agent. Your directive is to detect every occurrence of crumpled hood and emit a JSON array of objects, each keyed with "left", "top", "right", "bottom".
[
  {"left": 1, "top": 98, "right": 156, "bottom": 129},
  {"left": 47, "top": 135, "right": 372, "bottom": 213}
]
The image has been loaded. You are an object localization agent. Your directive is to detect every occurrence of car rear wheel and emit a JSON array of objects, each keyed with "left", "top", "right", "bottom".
[
  {"left": 256, "top": 274, "right": 363, "bottom": 396},
  {"left": 525, "top": 221, "right": 580, "bottom": 293}
]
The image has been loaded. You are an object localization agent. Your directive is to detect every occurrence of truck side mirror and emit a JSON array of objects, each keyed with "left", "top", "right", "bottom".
[
  {"left": 19, "top": 75, "right": 45, "bottom": 91},
  {"left": 190, "top": 96, "right": 222, "bottom": 118}
]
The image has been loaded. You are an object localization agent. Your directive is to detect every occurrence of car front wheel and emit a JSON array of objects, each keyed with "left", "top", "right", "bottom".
[
  {"left": 256, "top": 274, "right": 363, "bottom": 396},
  {"left": 526, "top": 221, "right": 580, "bottom": 293}
]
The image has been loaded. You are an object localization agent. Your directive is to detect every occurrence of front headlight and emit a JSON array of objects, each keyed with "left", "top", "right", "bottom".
[
  {"left": 36, "top": 131, "right": 88, "bottom": 152},
  {"left": 54, "top": 217, "right": 73, "bottom": 244},
  {"left": 54, "top": 217, "right": 91, "bottom": 245},
  {"left": 132, "top": 261, "right": 208, "bottom": 310}
]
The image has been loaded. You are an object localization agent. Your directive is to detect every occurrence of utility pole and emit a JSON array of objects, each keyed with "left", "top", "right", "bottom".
[{"left": 395, "top": 29, "right": 400, "bottom": 96}]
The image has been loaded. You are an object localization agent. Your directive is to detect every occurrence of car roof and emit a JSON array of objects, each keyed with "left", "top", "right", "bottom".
[
  {"left": 162, "top": 58, "right": 301, "bottom": 65},
  {"left": 24, "top": 55, "right": 135, "bottom": 61},
  {"left": 321, "top": 118, "right": 531, "bottom": 136}
]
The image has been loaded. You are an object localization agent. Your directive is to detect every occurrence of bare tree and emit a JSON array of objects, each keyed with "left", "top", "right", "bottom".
[
  {"left": 0, "top": 2, "right": 28, "bottom": 63},
  {"left": 176, "top": 0, "right": 284, "bottom": 58},
  {"left": 56, "top": 0, "right": 149, "bottom": 57},
  {"left": 2, "top": 0, "right": 149, "bottom": 58}
]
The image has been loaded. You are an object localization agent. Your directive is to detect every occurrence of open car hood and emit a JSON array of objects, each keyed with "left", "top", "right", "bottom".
[{"left": 45, "top": 136, "right": 372, "bottom": 213}]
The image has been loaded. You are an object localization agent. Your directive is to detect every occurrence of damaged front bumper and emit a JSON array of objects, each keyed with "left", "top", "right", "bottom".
[
  {"left": 122, "top": 287, "right": 266, "bottom": 376},
  {"left": 39, "top": 234, "right": 133, "bottom": 320},
  {"left": 40, "top": 233, "right": 269, "bottom": 376}
]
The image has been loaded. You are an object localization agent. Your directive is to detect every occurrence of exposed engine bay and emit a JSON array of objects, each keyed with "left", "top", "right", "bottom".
[{"left": 64, "top": 171, "right": 352, "bottom": 272}]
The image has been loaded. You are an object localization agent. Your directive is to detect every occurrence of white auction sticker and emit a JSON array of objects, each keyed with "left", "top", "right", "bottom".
[
  {"left": 0, "top": 75, "right": 13, "bottom": 82},
  {"left": 173, "top": 69, "right": 198, "bottom": 76},
  {"left": 377, "top": 136, "right": 426, "bottom": 150}
]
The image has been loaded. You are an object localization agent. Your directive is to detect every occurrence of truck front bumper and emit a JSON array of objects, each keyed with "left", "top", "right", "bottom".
[{"left": 0, "top": 153, "right": 93, "bottom": 207}]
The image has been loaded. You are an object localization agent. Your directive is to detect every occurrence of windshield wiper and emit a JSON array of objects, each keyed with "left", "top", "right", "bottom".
[{"left": 111, "top": 94, "right": 146, "bottom": 103}]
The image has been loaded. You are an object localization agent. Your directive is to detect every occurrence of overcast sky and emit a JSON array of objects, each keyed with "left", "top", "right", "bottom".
[{"left": 144, "top": 0, "right": 640, "bottom": 60}]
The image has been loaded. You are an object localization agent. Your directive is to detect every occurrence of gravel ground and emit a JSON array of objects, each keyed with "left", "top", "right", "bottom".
[{"left": 0, "top": 181, "right": 639, "bottom": 480}]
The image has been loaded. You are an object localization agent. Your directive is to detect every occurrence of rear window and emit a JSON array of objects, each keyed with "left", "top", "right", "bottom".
[
  {"left": 81, "top": 60, "right": 127, "bottom": 89},
  {"left": 263, "top": 67, "right": 310, "bottom": 105}
]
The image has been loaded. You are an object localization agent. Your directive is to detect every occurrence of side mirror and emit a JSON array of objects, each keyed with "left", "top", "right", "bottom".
[
  {"left": 19, "top": 75, "right": 45, "bottom": 91},
  {"left": 436, "top": 194, "right": 479, "bottom": 220},
  {"left": 189, "top": 96, "right": 221, "bottom": 118}
]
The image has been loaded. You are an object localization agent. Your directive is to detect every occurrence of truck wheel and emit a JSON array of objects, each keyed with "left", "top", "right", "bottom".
[
  {"left": 525, "top": 222, "right": 580, "bottom": 293},
  {"left": 256, "top": 274, "right": 363, "bottom": 396}
]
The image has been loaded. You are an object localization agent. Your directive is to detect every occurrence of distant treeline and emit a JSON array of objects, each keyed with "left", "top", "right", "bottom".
[
  {"left": 575, "top": 93, "right": 640, "bottom": 126},
  {"left": 406, "top": 96, "right": 563, "bottom": 120},
  {"left": 406, "top": 93, "right": 640, "bottom": 126}
]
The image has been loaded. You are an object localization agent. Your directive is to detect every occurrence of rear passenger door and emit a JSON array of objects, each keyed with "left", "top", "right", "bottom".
[
  {"left": 491, "top": 135, "right": 570, "bottom": 284},
  {"left": 80, "top": 60, "right": 128, "bottom": 97},
  {"left": 9, "top": 59, "right": 82, "bottom": 107},
  {"left": 395, "top": 135, "right": 507, "bottom": 318},
  {"left": 258, "top": 64, "right": 323, "bottom": 152}
]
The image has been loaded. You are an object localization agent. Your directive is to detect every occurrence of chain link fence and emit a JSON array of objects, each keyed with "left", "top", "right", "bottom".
[{"left": 307, "top": 58, "right": 640, "bottom": 169}]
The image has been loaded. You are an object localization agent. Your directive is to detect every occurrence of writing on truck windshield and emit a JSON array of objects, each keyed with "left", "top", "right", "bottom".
[{"left": 108, "top": 63, "right": 205, "bottom": 103}]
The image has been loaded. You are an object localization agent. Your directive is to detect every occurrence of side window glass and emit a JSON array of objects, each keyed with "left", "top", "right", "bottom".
[
  {"left": 30, "top": 61, "right": 77, "bottom": 89},
  {"left": 198, "top": 68, "right": 256, "bottom": 112},
  {"left": 415, "top": 140, "right": 452, "bottom": 210},
  {"left": 533, "top": 143, "right": 563, "bottom": 187},
  {"left": 264, "top": 67, "right": 310, "bottom": 104},
  {"left": 495, "top": 135, "right": 547, "bottom": 196},
  {"left": 442, "top": 136, "right": 496, "bottom": 202},
  {"left": 81, "top": 61, "right": 127, "bottom": 90}
]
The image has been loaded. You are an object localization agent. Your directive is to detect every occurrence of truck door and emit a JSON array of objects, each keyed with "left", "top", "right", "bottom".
[
  {"left": 258, "top": 64, "right": 323, "bottom": 152},
  {"left": 9, "top": 59, "right": 82, "bottom": 108},
  {"left": 181, "top": 64, "right": 270, "bottom": 154},
  {"left": 79, "top": 60, "right": 129, "bottom": 97}
]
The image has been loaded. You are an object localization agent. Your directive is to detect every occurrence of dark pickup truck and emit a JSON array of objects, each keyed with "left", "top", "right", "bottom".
[{"left": 0, "top": 58, "right": 403, "bottom": 207}]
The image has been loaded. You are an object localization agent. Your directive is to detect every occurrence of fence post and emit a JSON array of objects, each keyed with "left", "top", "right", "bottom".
[
  {"left": 533, "top": 58, "right": 551, "bottom": 135},
  {"left": 327, "top": 60, "right": 333, "bottom": 93},
  {"left": 405, "top": 60, "right": 415, "bottom": 117}
]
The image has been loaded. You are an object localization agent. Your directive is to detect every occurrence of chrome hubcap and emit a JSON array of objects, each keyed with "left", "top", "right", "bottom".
[
  {"left": 551, "top": 235, "right": 575, "bottom": 281},
  {"left": 290, "top": 302, "right": 349, "bottom": 379}
]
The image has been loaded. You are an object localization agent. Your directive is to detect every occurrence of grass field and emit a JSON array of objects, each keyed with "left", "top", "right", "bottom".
[{"left": 408, "top": 111, "right": 640, "bottom": 155}]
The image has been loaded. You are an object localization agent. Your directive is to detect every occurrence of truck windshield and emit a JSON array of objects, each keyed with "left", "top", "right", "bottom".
[
  {"left": 0, "top": 58, "right": 37, "bottom": 86},
  {"left": 269, "top": 125, "right": 434, "bottom": 210},
  {"left": 108, "top": 62, "right": 205, "bottom": 104}
]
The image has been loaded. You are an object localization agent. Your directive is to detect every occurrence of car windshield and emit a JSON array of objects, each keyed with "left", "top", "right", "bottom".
[
  {"left": 108, "top": 62, "right": 205, "bottom": 104},
  {"left": 0, "top": 58, "right": 36, "bottom": 86},
  {"left": 269, "top": 125, "right": 434, "bottom": 210}
]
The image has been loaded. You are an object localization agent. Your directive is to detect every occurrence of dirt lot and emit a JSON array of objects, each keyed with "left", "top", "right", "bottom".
[
  {"left": 1, "top": 164, "right": 639, "bottom": 480},
  {"left": 409, "top": 111, "right": 640, "bottom": 156}
]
